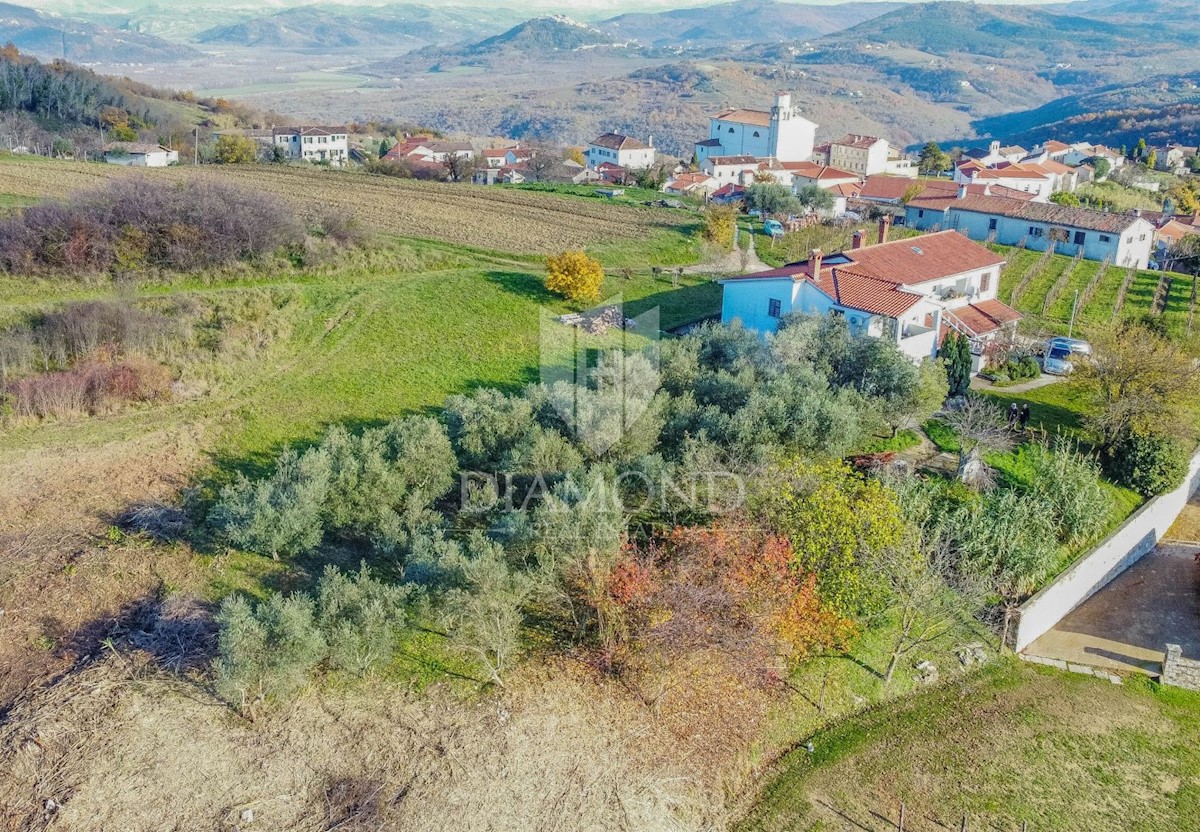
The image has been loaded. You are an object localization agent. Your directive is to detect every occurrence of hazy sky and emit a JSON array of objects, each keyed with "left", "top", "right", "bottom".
[{"left": 22, "top": 0, "right": 1062, "bottom": 13}]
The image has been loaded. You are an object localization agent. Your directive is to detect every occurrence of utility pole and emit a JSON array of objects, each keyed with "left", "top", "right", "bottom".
[
  {"left": 194, "top": 125, "right": 199, "bottom": 166},
  {"left": 1067, "top": 288, "right": 1080, "bottom": 338}
]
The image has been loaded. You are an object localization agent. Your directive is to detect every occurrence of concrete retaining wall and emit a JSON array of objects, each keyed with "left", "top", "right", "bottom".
[{"left": 1014, "top": 449, "right": 1200, "bottom": 653}]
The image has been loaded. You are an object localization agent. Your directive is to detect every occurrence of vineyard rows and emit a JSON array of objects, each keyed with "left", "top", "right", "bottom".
[{"left": 997, "top": 245, "right": 1199, "bottom": 339}]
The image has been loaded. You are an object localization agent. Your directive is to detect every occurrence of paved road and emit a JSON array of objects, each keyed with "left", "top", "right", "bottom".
[{"left": 970, "top": 373, "right": 1063, "bottom": 394}]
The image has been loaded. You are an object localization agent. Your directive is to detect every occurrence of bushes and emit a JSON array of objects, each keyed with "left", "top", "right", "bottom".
[
  {"left": 209, "top": 415, "right": 457, "bottom": 558},
  {"left": 0, "top": 178, "right": 304, "bottom": 276},
  {"left": 214, "top": 565, "right": 410, "bottom": 712},
  {"left": 1105, "top": 430, "right": 1189, "bottom": 497},
  {"left": 1022, "top": 439, "right": 1108, "bottom": 544},
  {"left": 545, "top": 250, "right": 604, "bottom": 303},
  {"left": 702, "top": 203, "right": 738, "bottom": 252},
  {"left": 5, "top": 354, "right": 171, "bottom": 419}
]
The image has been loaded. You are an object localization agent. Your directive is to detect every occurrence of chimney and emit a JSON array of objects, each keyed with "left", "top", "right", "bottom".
[
  {"left": 1134, "top": 208, "right": 1142, "bottom": 217},
  {"left": 809, "top": 248, "right": 823, "bottom": 275},
  {"left": 648, "top": 135, "right": 654, "bottom": 148},
  {"left": 983, "top": 183, "right": 992, "bottom": 196},
  {"left": 852, "top": 229, "right": 865, "bottom": 249},
  {"left": 775, "top": 91, "right": 792, "bottom": 111},
  {"left": 878, "top": 214, "right": 892, "bottom": 245},
  {"left": 957, "top": 182, "right": 968, "bottom": 199}
]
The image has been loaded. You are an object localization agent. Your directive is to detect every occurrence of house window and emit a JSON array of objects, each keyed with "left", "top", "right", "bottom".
[
  {"left": 752, "top": 131, "right": 760, "bottom": 138},
  {"left": 1029, "top": 226, "right": 1044, "bottom": 237},
  {"left": 1099, "top": 234, "right": 1112, "bottom": 243},
  {"left": 728, "top": 127, "right": 735, "bottom": 134},
  {"left": 980, "top": 272, "right": 991, "bottom": 292},
  {"left": 768, "top": 298, "right": 782, "bottom": 318},
  {"left": 1073, "top": 231, "right": 1086, "bottom": 246},
  {"left": 918, "top": 209, "right": 925, "bottom": 218},
  {"left": 988, "top": 218, "right": 998, "bottom": 231}
]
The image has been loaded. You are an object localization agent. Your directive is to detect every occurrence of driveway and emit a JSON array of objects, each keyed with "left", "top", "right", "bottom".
[{"left": 1025, "top": 541, "right": 1200, "bottom": 675}]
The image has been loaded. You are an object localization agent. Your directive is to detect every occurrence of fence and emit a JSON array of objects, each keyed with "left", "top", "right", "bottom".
[
  {"left": 1014, "top": 448, "right": 1200, "bottom": 652},
  {"left": 891, "top": 802, "right": 1036, "bottom": 831}
]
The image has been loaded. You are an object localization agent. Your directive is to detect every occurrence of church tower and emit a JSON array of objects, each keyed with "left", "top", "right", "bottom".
[{"left": 768, "top": 92, "right": 817, "bottom": 163}]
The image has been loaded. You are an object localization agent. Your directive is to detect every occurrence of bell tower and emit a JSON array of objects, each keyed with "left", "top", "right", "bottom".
[{"left": 769, "top": 91, "right": 817, "bottom": 163}]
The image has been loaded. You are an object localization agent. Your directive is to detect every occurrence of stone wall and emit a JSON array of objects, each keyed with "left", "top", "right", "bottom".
[
  {"left": 1015, "top": 448, "right": 1200, "bottom": 653},
  {"left": 1163, "top": 644, "right": 1200, "bottom": 691}
]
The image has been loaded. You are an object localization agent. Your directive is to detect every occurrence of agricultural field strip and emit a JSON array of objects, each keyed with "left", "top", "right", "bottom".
[{"left": 0, "top": 160, "right": 691, "bottom": 254}]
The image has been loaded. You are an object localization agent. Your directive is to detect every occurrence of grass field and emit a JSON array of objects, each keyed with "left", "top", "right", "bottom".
[{"left": 739, "top": 660, "right": 1200, "bottom": 832}]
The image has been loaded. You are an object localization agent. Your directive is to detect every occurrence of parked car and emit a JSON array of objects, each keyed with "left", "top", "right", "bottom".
[
  {"left": 763, "top": 218, "right": 785, "bottom": 237},
  {"left": 1047, "top": 336, "right": 1092, "bottom": 356},
  {"left": 1041, "top": 344, "right": 1075, "bottom": 375}
]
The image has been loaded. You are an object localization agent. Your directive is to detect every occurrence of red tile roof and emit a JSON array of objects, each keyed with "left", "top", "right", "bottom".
[
  {"left": 946, "top": 300, "right": 1022, "bottom": 336},
  {"left": 832, "top": 133, "right": 884, "bottom": 150},
  {"left": 708, "top": 155, "right": 759, "bottom": 166},
  {"left": 949, "top": 195, "right": 1150, "bottom": 234},
  {"left": 711, "top": 108, "right": 771, "bottom": 127},
  {"left": 590, "top": 132, "right": 650, "bottom": 151},
  {"left": 722, "top": 231, "right": 1008, "bottom": 319},
  {"left": 784, "top": 161, "right": 859, "bottom": 181}
]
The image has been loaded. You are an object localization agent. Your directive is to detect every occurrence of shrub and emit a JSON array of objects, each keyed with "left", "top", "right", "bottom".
[
  {"left": 316, "top": 564, "right": 411, "bottom": 676},
  {"left": 0, "top": 178, "right": 304, "bottom": 276},
  {"left": 210, "top": 446, "right": 332, "bottom": 558},
  {"left": 445, "top": 388, "right": 535, "bottom": 470},
  {"left": 702, "top": 203, "right": 738, "bottom": 252},
  {"left": 212, "top": 134, "right": 258, "bottom": 164},
  {"left": 214, "top": 593, "right": 326, "bottom": 713},
  {"left": 545, "top": 250, "right": 604, "bottom": 303},
  {"left": 5, "top": 355, "right": 171, "bottom": 419},
  {"left": 1106, "top": 430, "right": 1189, "bottom": 497}
]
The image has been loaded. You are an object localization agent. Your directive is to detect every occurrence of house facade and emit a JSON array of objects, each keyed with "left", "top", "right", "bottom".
[
  {"left": 718, "top": 224, "right": 1016, "bottom": 362},
  {"left": 586, "top": 133, "right": 655, "bottom": 170},
  {"left": 908, "top": 194, "right": 1155, "bottom": 268},
  {"left": 103, "top": 142, "right": 178, "bottom": 167},
  {"left": 695, "top": 92, "right": 816, "bottom": 165},
  {"left": 273, "top": 127, "right": 349, "bottom": 166},
  {"left": 812, "top": 134, "right": 890, "bottom": 176}
]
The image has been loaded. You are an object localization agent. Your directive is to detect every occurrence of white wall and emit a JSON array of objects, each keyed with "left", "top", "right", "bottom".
[{"left": 1015, "top": 449, "right": 1200, "bottom": 652}]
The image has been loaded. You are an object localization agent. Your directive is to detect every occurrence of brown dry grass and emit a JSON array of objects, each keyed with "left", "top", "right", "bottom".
[
  {"left": 0, "top": 425, "right": 206, "bottom": 705},
  {"left": 0, "top": 652, "right": 762, "bottom": 832},
  {"left": 0, "top": 158, "right": 691, "bottom": 254}
]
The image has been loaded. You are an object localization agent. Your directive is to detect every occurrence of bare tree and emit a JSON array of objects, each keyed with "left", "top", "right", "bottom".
[
  {"left": 442, "top": 151, "right": 478, "bottom": 183},
  {"left": 944, "top": 395, "right": 1014, "bottom": 489}
]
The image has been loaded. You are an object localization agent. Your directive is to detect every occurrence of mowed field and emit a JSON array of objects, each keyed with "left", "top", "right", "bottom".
[
  {"left": 996, "top": 245, "right": 1199, "bottom": 341},
  {"left": 0, "top": 155, "right": 697, "bottom": 257},
  {"left": 740, "top": 661, "right": 1200, "bottom": 832}
]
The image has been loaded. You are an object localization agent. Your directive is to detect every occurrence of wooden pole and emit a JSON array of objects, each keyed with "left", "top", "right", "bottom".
[{"left": 898, "top": 802, "right": 905, "bottom": 832}]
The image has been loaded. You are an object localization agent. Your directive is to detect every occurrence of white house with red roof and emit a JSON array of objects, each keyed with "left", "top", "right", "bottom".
[
  {"left": 718, "top": 221, "right": 1017, "bottom": 361},
  {"left": 811, "top": 134, "right": 891, "bottom": 176}
]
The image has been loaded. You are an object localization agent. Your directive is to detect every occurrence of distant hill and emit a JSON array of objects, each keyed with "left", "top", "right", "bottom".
[
  {"left": 194, "top": 4, "right": 521, "bottom": 50},
  {"left": 598, "top": 0, "right": 901, "bottom": 48},
  {"left": 972, "top": 75, "right": 1200, "bottom": 148},
  {"left": 470, "top": 16, "right": 618, "bottom": 53},
  {"left": 0, "top": 1, "right": 199, "bottom": 63}
]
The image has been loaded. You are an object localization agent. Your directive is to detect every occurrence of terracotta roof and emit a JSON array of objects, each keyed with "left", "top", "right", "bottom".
[
  {"left": 783, "top": 161, "right": 858, "bottom": 181},
  {"left": 832, "top": 133, "right": 884, "bottom": 150},
  {"left": 998, "top": 145, "right": 1027, "bottom": 156},
  {"left": 948, "top": 195, "right": 1150, "bottom": 234},
  {"left": 1157, "top": 219, "right": 1200, "bottom": 244},
  {"left": 837, "top": 230, "right": 1006, "bottom": 287},
  {"left": 972, "top": 167, "right": 1051, "bottom": 182},
  {"left": 591, "top": 132, "right": 650, "bottom": 151},
  {"left": 906, "top": 183, "right": 1037, "bottom": 211},
  {"left": 711, "top": 183, "right": 745, "bottom": 198},
  {"left": 711, "top": 108, "right": 771, "bottom": 127},
  {"left": 721, "top": 230, "right": 1007, "bottom": 319},
  {"left": 1042, "top": 140, "right": 1072, "bottom": 153},
  {"left": 708, "top": 155, "right": 760, "bottom": 166},
  {"left": 429, "top": 140, "right": 473, "bottom": 153},
  {"left": 273, "top": 126, "right": 346, "bottom": 137},
  {"left": 830, "top": 182, "right": 862, "bottom": 198},
  {"left": 668, "top": 172, "right": 714, "bottom": 188},
  {"left": 859, "top": 175, "right": 934, "bottom": 202},
  {"left": 946, "top": 300, "right": 1022, "bottom": 336}
]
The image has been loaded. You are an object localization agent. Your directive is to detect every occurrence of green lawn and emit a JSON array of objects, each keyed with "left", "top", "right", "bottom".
[
  {"left": 0, "top": 236, "right": 721, "bottom": 480},
  {"left": 739, "top": 661, "right": 1200, "bottom": 832}
]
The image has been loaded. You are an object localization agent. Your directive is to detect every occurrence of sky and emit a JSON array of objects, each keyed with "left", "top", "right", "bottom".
[{"left": 20, "top": 0, "right": 1063, "bottom": 13}]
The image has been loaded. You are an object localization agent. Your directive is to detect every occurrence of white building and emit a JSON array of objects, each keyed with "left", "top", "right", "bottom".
[
  {"left": 586, "top": 133, "right": 655, "bottom": 170},
  {"left": 719, "top": 222, "right": 1017, "bottom": 361},
  {"left": 695, "top": 92, "right": 816, "bottom": 166},
  {"left": 103, "top": 142, "right": 178, "bottom": 167},
  {"left": 273, "top": 126, "right": 350, "bottom": 166},
  {"left": 907, "top": 194, "right": 1155, "bottom": 268}
]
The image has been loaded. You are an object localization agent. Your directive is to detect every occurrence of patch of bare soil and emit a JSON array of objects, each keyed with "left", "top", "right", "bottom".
[
  {"left": 0, "top": 653, "right": 751, "bottom": 832},
  {"left": 0, "top": 425, "right": 206, "bottom": 706}
]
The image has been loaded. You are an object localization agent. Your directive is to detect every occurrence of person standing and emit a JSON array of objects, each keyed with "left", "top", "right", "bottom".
[
  {"left": 1007, "top": 402, "right": 1019, "bottom": 429},
  {"left": 1019, "top": 404, "right": 1031, "bottom": 431}
]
